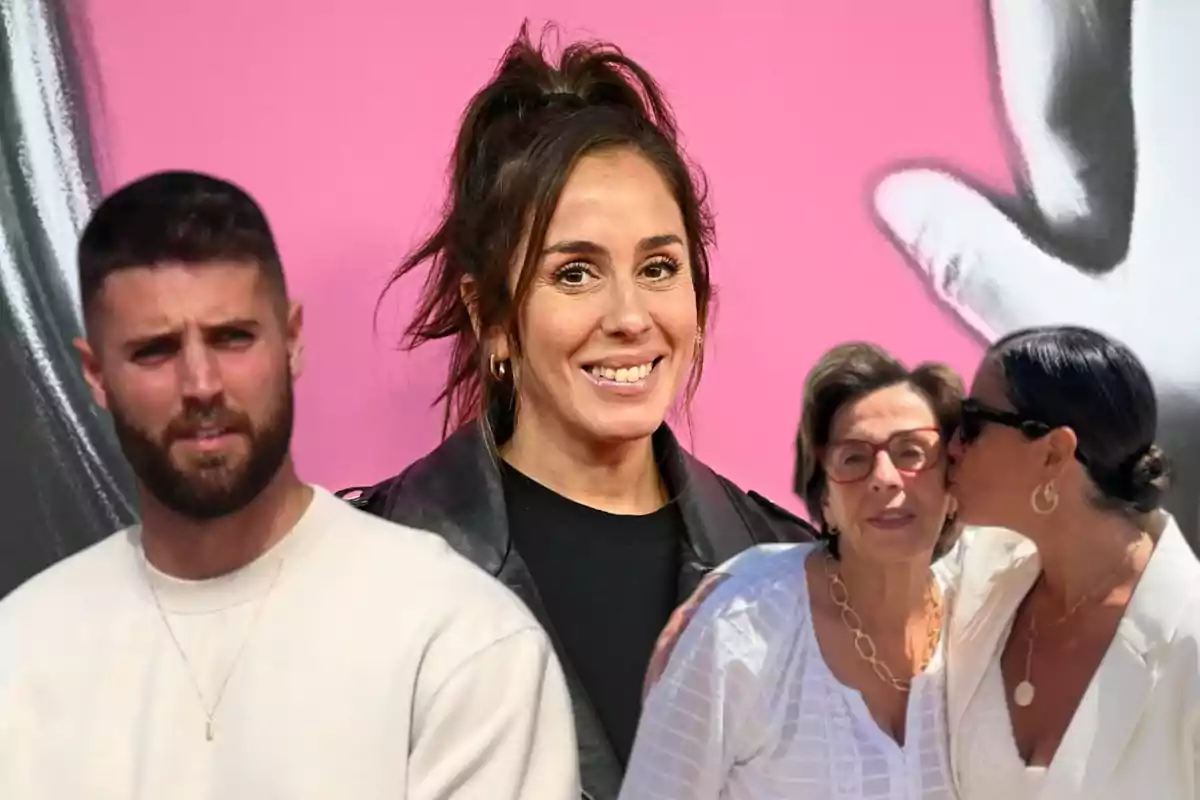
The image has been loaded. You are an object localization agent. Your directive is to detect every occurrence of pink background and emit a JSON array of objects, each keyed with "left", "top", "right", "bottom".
[{"left": 75, "top": 1, "right": 1006, "bottom": 514}]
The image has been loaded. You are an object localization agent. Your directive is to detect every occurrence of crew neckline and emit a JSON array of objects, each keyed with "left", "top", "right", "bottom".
[
  {"left": 131, "top": 486, "right": 336, "bottom": 614},
  {"left": 501, "top": 459, "right": 673, "bottom": 522}
]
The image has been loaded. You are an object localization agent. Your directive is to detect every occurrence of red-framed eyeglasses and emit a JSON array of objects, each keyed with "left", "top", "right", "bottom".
[{"left": 822, "top": 427, "right": 944, "bottom": 484}]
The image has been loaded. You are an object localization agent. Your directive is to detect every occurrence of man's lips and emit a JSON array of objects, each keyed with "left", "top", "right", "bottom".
[{"left": 170, "top": 425, "right": 245, "bottom": 452}]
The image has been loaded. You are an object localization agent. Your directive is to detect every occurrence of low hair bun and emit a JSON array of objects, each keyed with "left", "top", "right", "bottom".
[{"left": 1118, "top": 444, "right": 1171, "bottom": 513}]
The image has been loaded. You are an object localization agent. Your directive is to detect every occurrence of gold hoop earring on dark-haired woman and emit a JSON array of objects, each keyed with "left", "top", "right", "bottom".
[
  {"left": 1030, "top": 481, "right": 1059, "bottom": 515},
  {"left": 489, "top": 354, "right": 508, "bottom": 381}
]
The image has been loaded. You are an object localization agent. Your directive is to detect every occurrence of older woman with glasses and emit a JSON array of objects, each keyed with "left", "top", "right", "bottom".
[
  {"left": 642, "top": 325, "right": 1200, "bottom": 800},
  {"left": 618, "top": 342, "right": 963, "bottom": 800}
]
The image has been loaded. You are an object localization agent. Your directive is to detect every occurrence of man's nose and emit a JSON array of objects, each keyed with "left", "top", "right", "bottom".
[{"left": 177, "top": 340, "right": 223, "bottom": 402}]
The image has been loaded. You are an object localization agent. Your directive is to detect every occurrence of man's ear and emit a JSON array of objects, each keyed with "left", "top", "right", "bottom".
[
  {"left": 285, "top": 301, "right": 305, "bottom": 377},
  {"left": 73, "top": 336, "right": 109, "bottom": 410}
]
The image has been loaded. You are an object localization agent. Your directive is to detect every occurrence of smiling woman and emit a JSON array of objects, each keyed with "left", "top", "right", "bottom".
[
  {"left": 619, "top": 342, "right": 964, "bottom": 800},
  {"left": 337, "top": 21, "right": 816, "bottom": 800},
  {"left": 503, "top": 148, "right": 697, "bottom": 453}
]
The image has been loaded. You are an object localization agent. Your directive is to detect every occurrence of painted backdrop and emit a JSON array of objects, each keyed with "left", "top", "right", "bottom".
[{"left": 2, "top": 0, "right": 1196, "bottom": 597}]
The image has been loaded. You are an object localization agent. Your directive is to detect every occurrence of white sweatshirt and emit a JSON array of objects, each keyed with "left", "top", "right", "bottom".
[{"left": 0, "top": 486, "right": 579, "bottom": 799}]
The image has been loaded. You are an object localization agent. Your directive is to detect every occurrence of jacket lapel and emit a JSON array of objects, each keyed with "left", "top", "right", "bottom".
[
  {"left": 946, "top": 527, "right": 1040, "bottom": 776},
  {"left": 1044, "top": 513, "right": 1190, "bottom": 798},
  {"left": 1043, "top": 629, "right": 1155, "bottom": 797},
  {"left": 654, "top": 426, "right": 765, "bottom": 602}
]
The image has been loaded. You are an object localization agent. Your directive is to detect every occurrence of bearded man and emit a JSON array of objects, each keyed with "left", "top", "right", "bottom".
[{"left": 0, "top": 170, "right": 578, "bottom": 800}]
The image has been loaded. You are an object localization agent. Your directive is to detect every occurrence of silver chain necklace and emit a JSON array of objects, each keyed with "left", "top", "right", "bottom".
[{"left": 142, "top": 552, "right": 286, "bottom": 741}]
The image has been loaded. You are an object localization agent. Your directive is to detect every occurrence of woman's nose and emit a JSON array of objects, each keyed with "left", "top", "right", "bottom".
[
  {"left": 600, "top": 280, "right": 652, "bottom": 338},
  {"left": 867, "top": 451, "right": 903, "bottom": 492}
]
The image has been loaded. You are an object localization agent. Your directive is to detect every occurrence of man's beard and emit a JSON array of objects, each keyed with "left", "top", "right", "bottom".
[{"left": 110, "top": 383, "right": 294, "bottom": 521}]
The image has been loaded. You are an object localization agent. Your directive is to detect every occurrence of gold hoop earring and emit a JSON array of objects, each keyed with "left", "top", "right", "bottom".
[
  {"left": 1030, "top": 481, "right": 1059, "bottom": 515},
  {"left": 488, "top": 354, "right": 508, "bottom": 381}
]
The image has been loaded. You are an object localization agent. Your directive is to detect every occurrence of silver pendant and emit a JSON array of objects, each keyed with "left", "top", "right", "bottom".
[
  {"left": 1013, "top": 680, "right": 1035, "bottom": 707},
  {"left": 206, "top": 720, "right": 215, "bottom": 742}
]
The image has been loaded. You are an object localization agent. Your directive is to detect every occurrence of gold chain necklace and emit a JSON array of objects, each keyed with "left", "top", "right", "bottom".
[
  {"left": 823, "top": 552, "right": 942, "bottom": 693},
  {"left": 1012, "top": 536, "right": 1148, "bottom": 708},
  {"left": 142, "top": 553, "right": 286, "bottom": 741}
]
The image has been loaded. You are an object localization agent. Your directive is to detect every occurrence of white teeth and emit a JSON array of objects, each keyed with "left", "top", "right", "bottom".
[{"left": 589, "top": 362, "right": 654, "bottom": 383}]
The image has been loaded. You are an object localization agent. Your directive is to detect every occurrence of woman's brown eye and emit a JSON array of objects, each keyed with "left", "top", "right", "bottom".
[
  {"left": 556, "top": 265, "right": 590, "bottom": 285},
  {"left": 643, "top": 259, "right": 679, "bottom": 280}
]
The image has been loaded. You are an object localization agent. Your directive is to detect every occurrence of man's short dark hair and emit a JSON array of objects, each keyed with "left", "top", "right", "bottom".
[{"left": 78, "top": 170, "right": 286, "bottom": 319}]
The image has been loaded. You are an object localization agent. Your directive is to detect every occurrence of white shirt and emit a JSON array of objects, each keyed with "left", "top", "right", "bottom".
[
  {"left": 955, "top": 654, "right": 1049, "bottom": 798},
  {"left": 0, "top": 486, "right": 580, "bottom": 800},
  {"left": 619, "top": 542, "right": 956, "bottom": 800},
  {"left": 946, "top": 515, "right": 1200, "bottom": 800}
]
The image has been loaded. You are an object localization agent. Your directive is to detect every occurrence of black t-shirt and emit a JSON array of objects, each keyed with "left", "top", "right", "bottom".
[{"left": 501, "top": 463, "right": 682, "bottom": 766}]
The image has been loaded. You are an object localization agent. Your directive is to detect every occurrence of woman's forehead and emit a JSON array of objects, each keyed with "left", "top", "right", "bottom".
[{"left": 831, "top": 384, "right": 936, "bottom": 440}]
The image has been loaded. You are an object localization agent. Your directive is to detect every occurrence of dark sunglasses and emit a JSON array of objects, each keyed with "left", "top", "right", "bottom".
[{"left": 958, "top": 398, "right": 1052, "bottom": 444}]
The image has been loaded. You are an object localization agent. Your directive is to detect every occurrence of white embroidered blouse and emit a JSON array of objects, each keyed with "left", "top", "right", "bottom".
[{"left": 618, "top": 542, "right": 957, "bottom": 800}]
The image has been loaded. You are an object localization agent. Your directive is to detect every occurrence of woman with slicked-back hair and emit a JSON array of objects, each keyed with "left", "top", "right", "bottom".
[{"left": 340, "top": 22, "right": 815, "bottom": 798}]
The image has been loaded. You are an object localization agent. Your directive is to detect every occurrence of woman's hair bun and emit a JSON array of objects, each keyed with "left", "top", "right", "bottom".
[{"left": 1118, "top": 443, "right": 1171, "bottom": 513}]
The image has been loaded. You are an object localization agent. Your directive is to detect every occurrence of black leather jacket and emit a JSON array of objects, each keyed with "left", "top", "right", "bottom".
[{"left": 338, "top": 421, "right": 816, "bottom": 800}]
